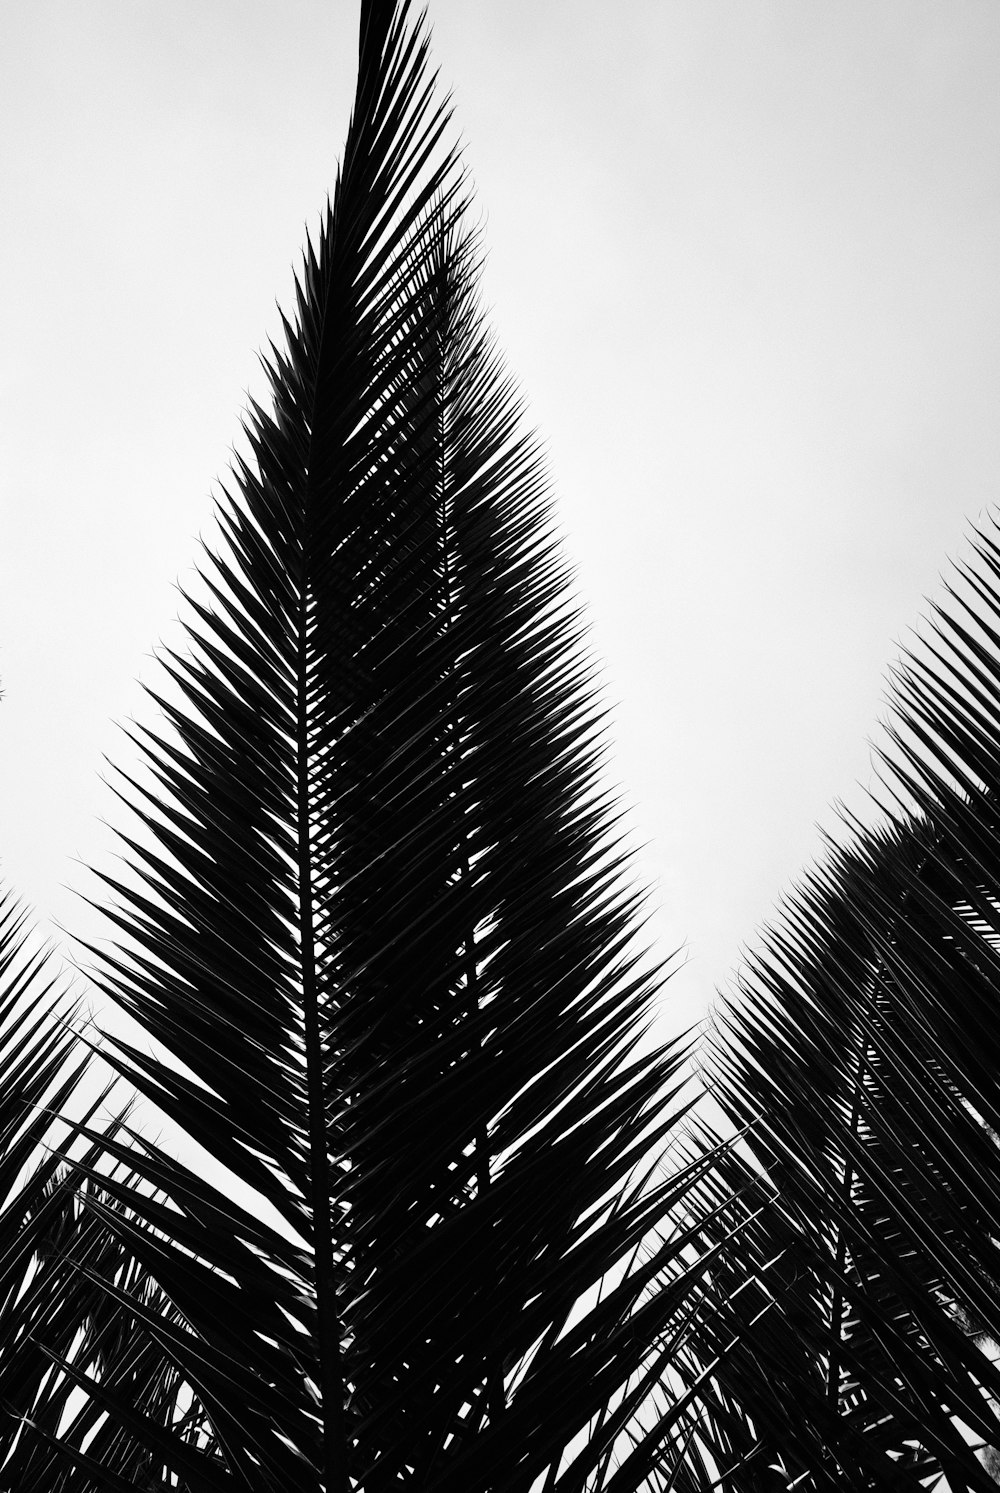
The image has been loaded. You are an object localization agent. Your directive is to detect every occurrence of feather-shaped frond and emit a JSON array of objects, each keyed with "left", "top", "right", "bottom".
[
  {"left": 60, "top": 3, "right": 740, "bottom": 1488},
  {"left": 699, "top": 517, "right": 1000, "bottom": 1488}
]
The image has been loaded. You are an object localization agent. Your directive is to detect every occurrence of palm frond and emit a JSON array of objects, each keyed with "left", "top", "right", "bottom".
[
  {"left": 7, "top": 1144, "right": 226, "bottom": 1493},
  {"left": 699, "top": 516, "right": 1000, "bottom": 1488},
  {"left": 59, "top": 3, "right": 741, "bottom": 1488},
  {"left": 0, "top": 889, "right": 121, "bottom": 1483}
]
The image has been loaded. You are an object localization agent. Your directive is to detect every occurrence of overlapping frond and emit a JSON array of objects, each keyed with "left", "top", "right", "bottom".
[{"left": 698, "top": 517, "right": 1000, "bottom": 1489}]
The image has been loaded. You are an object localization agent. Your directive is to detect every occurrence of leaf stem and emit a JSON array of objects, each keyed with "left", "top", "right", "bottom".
[{"left": 298, "top": 583, "right": 348, "bottom": 1493}]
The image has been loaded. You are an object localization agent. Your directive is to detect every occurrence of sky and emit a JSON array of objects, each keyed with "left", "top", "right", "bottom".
[{"left": 2, "top": 0, "right": 1000, "bottom": 1050}]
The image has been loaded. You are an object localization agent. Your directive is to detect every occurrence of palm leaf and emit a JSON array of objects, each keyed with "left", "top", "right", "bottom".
[
  {"left": 0, "top": 892, "right": 215, "bottom": 1488},
  {"left": 59, "top": 3, "right": 741, "bottom": 1487},
  {"left": 0, "top": 889, "right": 125, "bottom": 1483},
  {"left": 698, "top": 517, "right": 1000, "bottom": 1488},
  {"left": 8, "top": 1147, "right": 227, "bottom": 1493}
]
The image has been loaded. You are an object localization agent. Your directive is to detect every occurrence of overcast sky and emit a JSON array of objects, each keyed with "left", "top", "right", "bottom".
[{"left": 2, "top": 1, "right": 1000, "bottom": 1046}]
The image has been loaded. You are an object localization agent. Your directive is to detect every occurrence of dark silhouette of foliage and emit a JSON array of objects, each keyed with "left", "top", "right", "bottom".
[
  {"left": 4, "top": 4, "right": 1000, "bottom": 1490},
  {"left": 14, "top": 4, "right": 735, "bottom": 1487},
  {"left": 696, "top": 524, "right": 1000, "bottom": 1489}
]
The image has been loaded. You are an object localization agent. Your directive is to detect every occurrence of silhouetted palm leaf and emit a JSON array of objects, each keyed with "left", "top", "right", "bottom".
[
  {"left": 53, "top": 3, "right": 741, "bottom": 1487},
  {"left": 699, "top": 518, "right": 1000, "bottom": 1488},
  {"left": 9, "top": 1147, "right": 226, "bottom": 1493},
  {"left": 0, "top": 890, "right": 126, "bottom": 1483}
]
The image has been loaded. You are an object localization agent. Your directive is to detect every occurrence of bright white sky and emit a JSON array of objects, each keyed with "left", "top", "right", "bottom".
[{"left": 2, "top": 1, "right": 1000, "bottom": 1049}]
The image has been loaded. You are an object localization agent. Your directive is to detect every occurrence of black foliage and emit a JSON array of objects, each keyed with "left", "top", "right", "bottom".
[
  {"left": 698, "top": 520, "right": 1000, "bottom": 1489},
  {"left": 5, "top": 5, "right": 1000, "bottom": 1491},
  {"left": 41, "top": 3, "right": 732, "bottom": 1487}
]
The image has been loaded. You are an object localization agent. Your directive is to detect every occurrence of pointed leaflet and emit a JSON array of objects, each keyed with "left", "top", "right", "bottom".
[{"left": 76, "top": 3, "right": 732, "bottom": 1488}]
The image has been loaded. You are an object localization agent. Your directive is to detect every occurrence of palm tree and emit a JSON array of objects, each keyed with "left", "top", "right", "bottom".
[{"left": 5, "top": 2, "right": 1000, "bottom": 1489}]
